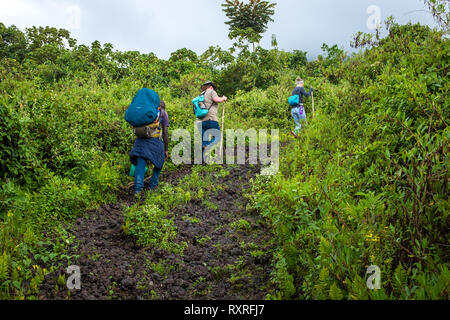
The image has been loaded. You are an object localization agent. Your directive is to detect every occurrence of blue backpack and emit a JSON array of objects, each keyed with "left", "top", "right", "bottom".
[
  {"left": 192, "top": 92, "right": 210, "bottom": 119},
  {"left": 288, "top": 95, "right": 300, "bottom": 107},
  {"left": 125, "top": 88, "right": 160, "bottom": 127}
]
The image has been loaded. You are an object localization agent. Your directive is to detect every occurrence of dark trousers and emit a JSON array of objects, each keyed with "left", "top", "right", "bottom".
[
  {"left": 201, "top": 120, "right": 221, "bottom": 161},
  {"left": 134, "top": 157, "right": 162, "bottom": 193}
]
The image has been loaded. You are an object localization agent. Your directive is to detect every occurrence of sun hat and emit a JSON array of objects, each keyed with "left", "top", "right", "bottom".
[{"left": 202, "top": 81, "right": 217, "bottom": 90}]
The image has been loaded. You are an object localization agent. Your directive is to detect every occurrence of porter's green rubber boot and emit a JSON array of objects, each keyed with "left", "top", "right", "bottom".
[{"left": 129, "top": 165, "right": 149, "bottom": 177}]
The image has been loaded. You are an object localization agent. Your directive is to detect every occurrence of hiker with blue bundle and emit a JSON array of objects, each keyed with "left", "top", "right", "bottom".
[
  {"left": 288, "top": 77, "right": 313, "bottom": 137},
  {"left": 192, "top": 81, "right": 227, "bottom": 163},
  {"left": 125, "top": 89, "right": 170, "bottom": 196}
]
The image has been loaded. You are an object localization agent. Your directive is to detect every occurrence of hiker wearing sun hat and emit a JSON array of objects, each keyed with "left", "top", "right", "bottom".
[{"left": 199, "top": 81, "right": 227, "bottom": 162}]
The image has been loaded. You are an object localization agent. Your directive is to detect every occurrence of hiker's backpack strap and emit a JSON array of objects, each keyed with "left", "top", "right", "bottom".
[
  {"left": 133, "top": 109, "right": 162, "bottom": 139},
  {"left": 202, "top": 91, "right": 215, "bottom": 111}
]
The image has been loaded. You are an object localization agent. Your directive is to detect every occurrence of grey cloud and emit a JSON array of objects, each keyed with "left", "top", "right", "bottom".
[{"left": 1, "top": 0, "right": 437, "bottom": 60}]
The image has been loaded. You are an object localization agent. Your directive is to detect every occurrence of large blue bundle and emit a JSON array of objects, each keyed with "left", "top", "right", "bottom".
[{"left": 125, "top": 88, "right": 160, "bottom": 127}]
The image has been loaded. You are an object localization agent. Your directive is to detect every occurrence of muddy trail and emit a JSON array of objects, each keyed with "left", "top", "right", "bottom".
[{"left": 39, "top": 163, "right": 275, "bottom": 300}]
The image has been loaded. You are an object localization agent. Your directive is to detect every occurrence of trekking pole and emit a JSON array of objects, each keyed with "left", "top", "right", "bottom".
[
  {"left": 220, "top": 102, "right": 226, "bottom": 159},
  {"left": 312, "top": 91, "right": 315, "bottom": 119}
]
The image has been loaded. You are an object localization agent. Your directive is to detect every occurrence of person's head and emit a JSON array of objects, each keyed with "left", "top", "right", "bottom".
[
  {"left": 201, "top": 81, "right": 217, "bottom": 92},
  {"left": 159, "top": 100, "right": 166, "bottom": 110},
  {"left": 296, "top": 77, "right": 304, "bottom": 87}
]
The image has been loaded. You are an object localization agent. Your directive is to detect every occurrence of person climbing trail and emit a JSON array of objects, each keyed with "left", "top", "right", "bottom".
[
  {"left": 289, "top": 77, "right": 313, "bottom": 138},
  {"left": 199, "top": 81, "right": 227, "bottom": 163},
  {"left": 128, "top": 92, "right": 170, "bottom": 196}
]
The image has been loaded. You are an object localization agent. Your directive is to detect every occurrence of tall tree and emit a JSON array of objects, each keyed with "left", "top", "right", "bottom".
[
  {"left": 222, "top": 0, "right": 276, "bottom": 51},
  {"left": 0, "top": 23, "right": 28, "bottom": 61}
]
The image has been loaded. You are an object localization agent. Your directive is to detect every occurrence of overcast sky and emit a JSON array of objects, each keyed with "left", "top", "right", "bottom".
[{"left": 0, "top": 0, "right": 437, "bottom": 60}]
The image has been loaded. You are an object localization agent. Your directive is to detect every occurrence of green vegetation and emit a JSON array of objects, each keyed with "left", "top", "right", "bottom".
[
  {"left": 248, "top": 21, "right": 449, "bottom": 299},
  {"left": 0, "top": 0, "right": 448, "bottom": 300},
  {"left": 123, "top": 203, "right": 184, "bottom": 254},
  {"left": 230, "top": 219, "right": 252, "bottom": 232}
]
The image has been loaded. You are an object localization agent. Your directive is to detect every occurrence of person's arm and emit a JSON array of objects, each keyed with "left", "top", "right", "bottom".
[
  {"left": 213, "top": 95, "right": 227, "bottom": 103},
  {"left": 161, "top": 111, "right": 169, "bottom": 160},
  {"left": 211, "top": 90, "right": 227, "bottom": 103},
  {"left": 300, "top": 87, "right": 313, "bottom": 97},
  {"left": 162, "top": 125, "right": 169, "bottom": 160}
]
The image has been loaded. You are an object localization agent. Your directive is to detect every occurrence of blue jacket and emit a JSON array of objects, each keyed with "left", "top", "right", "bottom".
[
  {"left": 292, "top": 86, "right": 312, "bottom": 105},
  {"left": 130, "top": 137, "right": 165, "bottom": 169}
]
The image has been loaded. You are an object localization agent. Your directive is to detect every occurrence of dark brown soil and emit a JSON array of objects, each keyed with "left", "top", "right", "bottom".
[{"left": 39, "top": 163, "right": 275, "bottom": 300}]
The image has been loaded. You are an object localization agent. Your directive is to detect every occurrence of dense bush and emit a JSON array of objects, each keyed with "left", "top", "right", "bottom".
[
  {"left": 123, "top": 203, "right": 183, "bottom": 253},
  {"left": 248, "top": 22, "right": 449, "bottom": 300}
]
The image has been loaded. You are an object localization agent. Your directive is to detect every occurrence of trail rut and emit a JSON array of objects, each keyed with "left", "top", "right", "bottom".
[{"left": 40, "top": 163, "right": 275, "bottom": 300}]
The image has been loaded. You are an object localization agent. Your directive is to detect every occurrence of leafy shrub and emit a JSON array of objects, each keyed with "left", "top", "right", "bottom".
[
  {"left": 249, "top": 22, "right": 449, "bottom": 300},
  {"left": 123, "top": 203, "right": 185, "bottom": 254}
]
